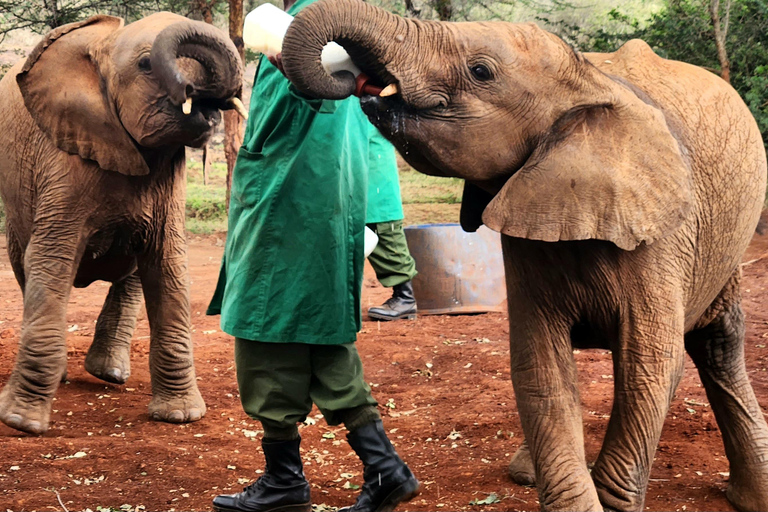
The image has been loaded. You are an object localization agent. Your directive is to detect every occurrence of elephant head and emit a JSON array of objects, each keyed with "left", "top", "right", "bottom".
[
  {"left": 281, "top": 0, "right": 694, "bottom": 251},
  {"left": 16, "top": 13, "right": 243, "bottom": 176}
]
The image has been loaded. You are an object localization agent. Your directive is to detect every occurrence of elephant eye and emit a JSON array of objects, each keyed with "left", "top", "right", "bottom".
[
  {"left": 138, "top": 57, "right": 152, "bottom": 72},
  {"left": 470, "top": 64, "right": 492, "bottom": 81}
]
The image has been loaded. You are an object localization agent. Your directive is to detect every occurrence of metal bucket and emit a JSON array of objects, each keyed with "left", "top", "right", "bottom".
[{"left": 404, "top": 224, "right": 507, "bottom": 315}]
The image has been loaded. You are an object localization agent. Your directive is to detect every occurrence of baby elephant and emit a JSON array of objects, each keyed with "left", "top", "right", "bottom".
[
  {"left": 280, "top": 0, "right": 768, "bottom": 510},
  {"left": 0, "top": 13, "right": 244, "bottom": 434}
]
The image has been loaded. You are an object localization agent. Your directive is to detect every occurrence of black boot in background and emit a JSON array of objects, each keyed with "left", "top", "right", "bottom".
[
  {"left": 213, "top": 437, "right": 311, "bottom": 512},
  {"left": 339, "top": 420, "right": 420, "bottom": 512},
  {"left": 367, "top": 281, "right": 417, "bottom": 321}
]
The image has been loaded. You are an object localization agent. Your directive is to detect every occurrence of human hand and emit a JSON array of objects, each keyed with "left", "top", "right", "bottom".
[{"left": 268, "top": 53, "right": 286, "bottom": 77}]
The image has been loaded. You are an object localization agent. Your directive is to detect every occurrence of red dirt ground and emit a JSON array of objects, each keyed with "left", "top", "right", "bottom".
[{"left": 2, "top": 214, "right": 768, "bottom": 512}]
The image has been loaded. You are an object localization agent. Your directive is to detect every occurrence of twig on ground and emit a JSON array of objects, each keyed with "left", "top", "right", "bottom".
[
  {"left": 44, "top": 487, "right": 69, "bottom": 512},
  {"left": 507, "top": 494, "right": 529, "bottom": 503},
  {"left": 741, "top": 251, "right": 768, "bottom": 268}
]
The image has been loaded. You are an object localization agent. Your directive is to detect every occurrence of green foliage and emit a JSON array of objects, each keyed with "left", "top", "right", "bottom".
[
  {"left": 745, "top": 66, "right": 768, "bottom": 137},
  {"left": 0, "top": 197, "right": 5, "bottom": 233},
  {"left": 0, "top": 0, "right": 210, "bottom": 41}
]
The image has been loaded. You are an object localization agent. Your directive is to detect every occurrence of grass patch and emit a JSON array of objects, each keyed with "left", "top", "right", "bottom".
[
  {"left": 398, "top": 165, "right": 463, "bottom": 205},
  {"left": 404, "top": 203, "right": 462, "bottom": 226},
  {"left": 397, "top": 157, "right": 463, "bottom": 226},
  {"left": 186, "top": 158, "right": 228, "bottom": 234},
  {"left": 0, "top": 197, "right": 5, "bottom": 233}
]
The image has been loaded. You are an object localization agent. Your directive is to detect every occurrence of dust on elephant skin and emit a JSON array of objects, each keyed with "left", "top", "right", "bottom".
[
  {"left": 0, "top": 12, "right": 244, "bottom": 435},
  {"left": 280, "top": 0, "right": 768, "bottom": 510}
]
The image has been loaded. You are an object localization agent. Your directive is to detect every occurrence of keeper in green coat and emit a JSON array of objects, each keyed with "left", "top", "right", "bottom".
[
  {"left": 206, "top": 0, "right": 418, "bottom": 510},
  {"left": 365, "top": 126, "right": 418, "bottom": 321}
]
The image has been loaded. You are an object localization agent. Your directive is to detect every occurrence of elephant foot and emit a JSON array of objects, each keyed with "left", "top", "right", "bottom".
[
  {"left": 0, "top": 383, "right": 52, "bottom": 435},
  {"left": 85, "top": 343, "right": 131, "bottom": 384},
  {"left": 508, "top": 441, "right": 536, "bottom": 486},
  {"left": 148, "top": 386, "right": 206, "bottom": 424},
  {"left": 726, "top": 468, "right": 768, "bottom": 512}
]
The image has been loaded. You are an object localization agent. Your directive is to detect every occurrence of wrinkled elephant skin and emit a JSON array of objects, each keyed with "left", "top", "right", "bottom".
[
  {"left": 280, "top": 0, "right": 768, "bottom": 510},
  {"left": 0, "top": 13, "right": 244, "bottom": 435}
]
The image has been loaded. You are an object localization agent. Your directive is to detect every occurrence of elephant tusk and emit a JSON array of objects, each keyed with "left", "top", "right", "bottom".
[
  {"left": 379, "top": 84, "right": 399, "bottom": 97},
  {"left": 182, "top": 97, "right": 193, "bottom": 115},
  {"left": 230, "top": 97, "right": 249, "bottom": 120}
]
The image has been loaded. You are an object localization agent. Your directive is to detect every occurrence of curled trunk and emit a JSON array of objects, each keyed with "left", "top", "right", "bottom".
[
  {"left": 150, "top": 20, "right": 243, "bottom": 105},
  {"left": 282, "top": 0, "right": 414, "bottom": 99}
]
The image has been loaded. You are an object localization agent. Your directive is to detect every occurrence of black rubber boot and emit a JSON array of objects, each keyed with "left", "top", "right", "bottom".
[
  {"left": 368, "top": 281, "right": 417, "bottom": 321},
  {"left": 339, "top": 420, "right": 420, "bottom": 512},
  {"left": 212, "top": 437, "right": 311, "bottom": 512}
]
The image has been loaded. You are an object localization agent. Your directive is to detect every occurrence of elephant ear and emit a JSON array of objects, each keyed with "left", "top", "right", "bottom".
[
  {"left": 17, "top": 15, "right": 150, "bottom": 176},
  {"left": 481, "top": 96, "right": 693, "bottom": 250}
]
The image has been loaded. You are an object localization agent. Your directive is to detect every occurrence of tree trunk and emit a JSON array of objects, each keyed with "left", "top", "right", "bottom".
[
  {"left": 203, "top": 143, "right": 211, "bottom": 186},
  {"left": 190, "top": 0, "right": 219, "bottom": 24},
  {"left": 224, "top": 0, "right": 245, "bottom": 210},
  {"left": 433, "top": 0, "right": 452, "bottom": 21},
  {"left": 710, "top": 0, "right": 731, "bottom": 83},
  {"left": 404, "top": 0, "right": 421, "bottom": 17}
]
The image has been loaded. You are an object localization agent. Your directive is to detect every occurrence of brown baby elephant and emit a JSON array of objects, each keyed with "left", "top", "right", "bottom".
[
  {"left": 278, "top": 0, "right": 768, "bottom": 510},
  {"left": 0, "top": 13, "right": 244, "bottom": 435}
]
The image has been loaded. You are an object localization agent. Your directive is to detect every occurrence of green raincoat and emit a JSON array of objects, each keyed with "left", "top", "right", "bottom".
[
  {"left": 366, "top": 126, "right": 404, "bottom": 224},
  {"left": 207, "top": 0, "right": 371, "bottom": 344}
]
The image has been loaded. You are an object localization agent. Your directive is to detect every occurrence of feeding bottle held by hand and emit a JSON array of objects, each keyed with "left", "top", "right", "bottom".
[
  {"left": 243, "top": 3, "right": 360, "bottom": 75},
  {"left": 243, "top": 3, "right": 398, "bottom": 96}
]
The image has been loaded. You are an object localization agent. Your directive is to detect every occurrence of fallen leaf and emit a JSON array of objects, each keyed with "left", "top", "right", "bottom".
[{"left": 469, "top": 493, "right": 501, "bottom": 505}]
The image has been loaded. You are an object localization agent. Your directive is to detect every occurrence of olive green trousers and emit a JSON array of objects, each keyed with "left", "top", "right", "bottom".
[
  {"left": 366, "top": 220, "right": 418, "bottom": 287},
  {"left": 235, "top": 339, "right": 379, "bottom": 439}
]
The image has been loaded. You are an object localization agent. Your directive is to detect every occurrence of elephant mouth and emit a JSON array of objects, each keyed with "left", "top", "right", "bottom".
[
  {"left": 359, "top": 94, "right": 423, "bottom": 147},
  {"left": 177, "top": 96, "right": 224, "bottom": 147},
  {"left": 360, "top": 94, "right": 456, "bottom": 179},
  {"left": 359, "top": 93, "right": 447, "bottom": 131}
]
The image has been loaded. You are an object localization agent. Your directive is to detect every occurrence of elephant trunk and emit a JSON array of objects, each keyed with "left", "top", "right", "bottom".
[
  {"left": 282, "top": 0, "right": 423, "bottom": 100},
  {"left": 150, "top": 20, "right": 243, "bottom": 105}
]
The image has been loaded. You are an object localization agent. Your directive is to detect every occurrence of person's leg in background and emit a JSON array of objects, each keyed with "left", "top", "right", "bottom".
[
  {"left": 366, "top": 220, "right": 418, "bottom": 321},
  {"left": 310, "top": 343, "right": 420, "bottom": 512},
  {"left": 213, "top": 340, "right": 314, "bottom": 512}
]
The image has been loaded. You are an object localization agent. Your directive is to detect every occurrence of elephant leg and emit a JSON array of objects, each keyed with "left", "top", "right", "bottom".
[
  {"left": 508, "top": 438, "right": 536, "bottom": 486},
  {"left": 0, "top": 226, "right": 82, "bottom": 434},
  {"left": 5, "top": 226, "right": 26, "bottom": 290},
  {"left": 85, "top": 272, "right": 142, "bottom": 384},
  {"left": 591, "top": 299, "right": 686, "bottom": 512},
  {"left": 509, "top": 317, "right": 601, "bottom": 511},
  {"left": 685, "top": 273, "right": 768, "bottom": 512},
  {"left": 138, "top": 234, "right": 205, "bottom": 424}
]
